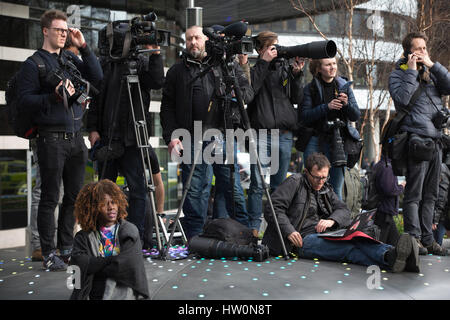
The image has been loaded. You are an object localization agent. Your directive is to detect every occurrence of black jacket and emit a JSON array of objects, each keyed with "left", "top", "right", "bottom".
[
  {"left": 70, "top": 220, "right": 149, "bottom": 300},
  {"left": 160, "top": 53, "right": 256, "bottom": 145},
  {"left": 373, "top": 156, "right": 404, "bottom": 216},
  {"left": 87, "top": 54, "right": 164, "bottom": 146},
  {"left": 17, "top": 46, "right": 103, "bottom": 133},
  {"left": 247, "top": 58, "right": 303, "bottom": 131},
  {"left": 262, "top": 173, "right": 351, "bottom": 256},
  {"left": 435, "top": 163, "right": 450, "bottom": 224}
]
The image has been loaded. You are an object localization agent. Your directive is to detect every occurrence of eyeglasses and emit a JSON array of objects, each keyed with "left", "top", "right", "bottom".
[
  {"left": 307, "top": 170, "right": 329, "bottom": 182},
  {"left": 49, "top": 27, "right": 69, "bottom": 35}
]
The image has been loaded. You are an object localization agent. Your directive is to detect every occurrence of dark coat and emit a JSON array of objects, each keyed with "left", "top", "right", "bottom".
[
  {"left": 160, "top": 53, "right": 256, "bottom": 145},
  {"left": 70, "top": 220, "right": 149, "bottom": 300},
  {"left": 434, "top": 163, "right": 450, "bottom": 224},
  {"left": 247, "top": 58, "right": 304, "bottom": 131},
  {"left": 373, "top": 156, "right": 404, "bottom": 216},
  {"left": 388, "top": 60, "right": 450, "bottom": 139},
  {"left": 300, "top": 76, "right": 360, "bottom": 137},
  {"left": 87, "top": 54, "right": 164, "bottom": 146},
  {"left": 17, "top": 46, "right": 103, "bottom": 133},
  {"left": 262, "top": 173, "right": 352, "bottom": 256}
]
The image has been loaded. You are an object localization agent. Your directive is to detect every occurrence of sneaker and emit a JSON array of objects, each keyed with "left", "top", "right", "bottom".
[
  {"left": 43, "top": 252, "right": 68, "bottom": 271},
  {"left": 415, "top": 238, "right": 428, "bottom": 255},
  {"left": 31, "top": 248, "right": 43, "bottom": 262},
  {"left": 390, "top": 233, "right": 413, "bottom": 273},
  {"left": 405, "top": 235, "right": 420, "bottom": 273},
  {"left": 60, "top": 249, "right": 72, "bottom": 264},
  {"left": 426, "top": 241, "right": 448, "bottom": 256}
]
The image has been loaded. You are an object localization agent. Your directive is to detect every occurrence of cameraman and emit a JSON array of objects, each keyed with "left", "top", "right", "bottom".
[
  {"left": 301, "top": 57, "right": 360, "bottom": 200},
  {"left": 388, "top": 32, "right": 450, "bottom": 256},
  {"left": 87, "top": 41, "right": 164, "bottom": 243},
  {"left": 160, "top": 25, "right": 255, "bottom": 240},
  {"left": 247, "top": 31, "right": 305, "bottom": 236},
  {"left": 17, "top": 9, "right": 103, "bottom": 271}
]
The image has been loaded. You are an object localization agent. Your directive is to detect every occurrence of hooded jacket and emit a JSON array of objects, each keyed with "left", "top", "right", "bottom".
[
  {"left": 247, "top": 58, "right": 304, "bottom": 131},
  {"left": 262, "top": 173, "right": 351, "bottom": 256},
  {"left": 388, "top": 60, "right": 450, "bottom": 139}
]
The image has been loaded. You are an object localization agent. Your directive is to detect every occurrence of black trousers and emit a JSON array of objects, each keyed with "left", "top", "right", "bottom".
[
  {"left": 402, "top": 141, "right": 441, "bottom": 247},
  {"left": 36, "top": 133, "right": 87, "bottom": 256}
]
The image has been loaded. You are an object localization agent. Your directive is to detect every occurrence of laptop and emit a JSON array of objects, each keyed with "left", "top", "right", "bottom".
[{"left": 317, "top": 209, "right": 380, "bottom": 242}]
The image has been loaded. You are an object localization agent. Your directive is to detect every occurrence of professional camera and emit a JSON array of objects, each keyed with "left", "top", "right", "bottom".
[
  {"left": 432, "top": 108, "right": 450, "bottom": 130},
  {"left": 203, "top": 21, "right": 254, "bottom": 62},
  {"left": 325, "top": 118, "right": 347, "bottom": 167},
  {"left": 188, "top": 235, "right": 270, "bottom": 262},
  {"left": 98, "top": 12, "right": 171, "bottom": 60},
  {"left": 46, "top": 52, "right": 99, "bottom": 106},
  {"left": 274, "top": 40, "right": 337, "bottom": 60}
]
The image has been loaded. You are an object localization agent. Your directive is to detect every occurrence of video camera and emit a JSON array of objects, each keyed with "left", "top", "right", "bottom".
[
  {"left": 203, "top": 21, "right": 254, "bottom": 62},
  {"left": 98, "top": 12, "right": 171, "bottom": 60},
  {"left": 46, "top": 52, "right": 99, "bottom": 106}
]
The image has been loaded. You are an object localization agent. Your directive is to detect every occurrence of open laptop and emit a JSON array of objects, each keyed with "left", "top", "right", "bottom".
[{"left": 317, "top": 209, "right": 379, "bottom": 242}]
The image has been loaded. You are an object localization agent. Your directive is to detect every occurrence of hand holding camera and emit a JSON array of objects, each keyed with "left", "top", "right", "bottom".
[
  {"left": 55, "top": 79, "right": 75, "bottom": 99},
  {"left": 337, "top": 92, "right": 348, "bottom": 106},
  {"left": 261, "top": 45, "right": 278, "bottom": 62}
]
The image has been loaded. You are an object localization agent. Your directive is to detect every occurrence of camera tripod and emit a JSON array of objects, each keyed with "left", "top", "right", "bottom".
[
  {"left": 161, "top": 56, "right": 290, "bottom": 261},
  {"left": 100, "top": 59, "right": 187, "bottom": 257}
]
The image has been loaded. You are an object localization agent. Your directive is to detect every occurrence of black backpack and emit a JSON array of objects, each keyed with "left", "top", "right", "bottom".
[
  {"left": 361, "top": 169, "right": 379, "bottom": 210},
  {"left": 201, "top": 218, "right": 256, "bottom": 246},
  {"left": 5, "top": 52, "right": 46, "bottom": 139}
]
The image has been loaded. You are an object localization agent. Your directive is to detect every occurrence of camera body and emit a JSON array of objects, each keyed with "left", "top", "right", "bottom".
[
  {"left": 98, "top": 12, "right": 171, "bottom": 60},
  {"left": 326, "top": 118, "right": 347, "bottom": 167},
  {"left": 46, "top": 53, "right": 98, "bottom": 106},
  {"left": 432, "top": 108, "right": 450, "bottom": 130}
]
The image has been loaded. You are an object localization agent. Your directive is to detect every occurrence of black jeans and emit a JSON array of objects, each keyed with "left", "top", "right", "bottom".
[
  {"left": 36, "top": 133, "right": 88, "bottom": 256},
  {"left": 402, "top": 139, "right": 441, "bottom": 247}
]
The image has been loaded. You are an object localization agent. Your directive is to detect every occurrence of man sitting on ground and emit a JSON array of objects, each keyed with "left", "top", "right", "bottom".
[{"left": 262, "top": 152, "right": 420, "bottom": 273}]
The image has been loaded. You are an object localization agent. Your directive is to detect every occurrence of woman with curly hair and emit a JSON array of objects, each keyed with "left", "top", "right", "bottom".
[{"left": 70, "top": 179, "right": 149, "bottom": 300}]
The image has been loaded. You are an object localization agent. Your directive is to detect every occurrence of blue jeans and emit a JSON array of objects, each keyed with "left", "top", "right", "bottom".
[
  {"left": 180, "top": 139, "right": 237, "bottom": 239},
  {"left": 298, "top": 234, "right": 393, "bottom": 268},
  {"left": 433, "top": 222, "right": 447, "bottom": 246},
  {"left": 248, "top": 131, "right": 293, "bottom": 230},
  {"left": 304, "top": 136, "right": 345, "bottom": 200},
  {"left": 99, "top": 145, "right": 147, "bottom": 240},
  {"left": 212, "top": 162, "right": 249, "bottom": 227}
]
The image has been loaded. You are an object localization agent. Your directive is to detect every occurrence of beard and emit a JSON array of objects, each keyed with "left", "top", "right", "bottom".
[{"left": 188, "top": 47, "right": 205, "bottom": 60}]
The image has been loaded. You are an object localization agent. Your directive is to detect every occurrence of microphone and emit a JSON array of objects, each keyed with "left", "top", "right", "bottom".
[{"left": 222, "top": 21, "right": 247, "bottom": 38}]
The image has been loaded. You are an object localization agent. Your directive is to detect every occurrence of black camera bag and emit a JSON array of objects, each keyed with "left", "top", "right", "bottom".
[
  {"left": 408, "top": 133, "right": 435, "bottom": 161},
  {"left": 201, "top": 218, "right": 256, "bottom": 245}
]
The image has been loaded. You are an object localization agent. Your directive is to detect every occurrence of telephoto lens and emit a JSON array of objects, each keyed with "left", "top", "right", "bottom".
[{"left": 189, "top": 236, "right": 270, "bottom": 262}]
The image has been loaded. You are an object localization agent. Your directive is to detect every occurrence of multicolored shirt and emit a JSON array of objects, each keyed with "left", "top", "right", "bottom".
[{"left": 98, "top": 224, "right": 120, "bottom": 257}]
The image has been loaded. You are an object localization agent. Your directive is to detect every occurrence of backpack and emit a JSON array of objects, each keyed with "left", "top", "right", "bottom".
[
  {"left": 361, "top": 169, "right": 379, "bottom": 210},
  {"left": 5, "top": 52, "right": 46, "bottom": 139}
]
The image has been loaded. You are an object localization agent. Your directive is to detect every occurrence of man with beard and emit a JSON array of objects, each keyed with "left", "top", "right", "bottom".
[{"left": 160, "top": 26, "right": 257, "bottom": 240}]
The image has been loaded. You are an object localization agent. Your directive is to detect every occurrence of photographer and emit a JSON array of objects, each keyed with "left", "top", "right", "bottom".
[
  {"left": 87, "top": 39, "right": 164, "bottom": 243},
  {"left": 247, "top": 31, "right": 305, "bottom": 236},
  {"left": 388, "top": 32, "right": 450, "bottom": 256},
  {"left": 301, "top": 57, "right": 360, "bottom": 200},
  {"left": 160, "top": 25, "right": 256, "bottom": 240},
  {"left": 262, "top": 153, "right": 420, "bottom": 273},
  {"left": 16, "top": 9, "right": 103, "bottom": 271}
]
